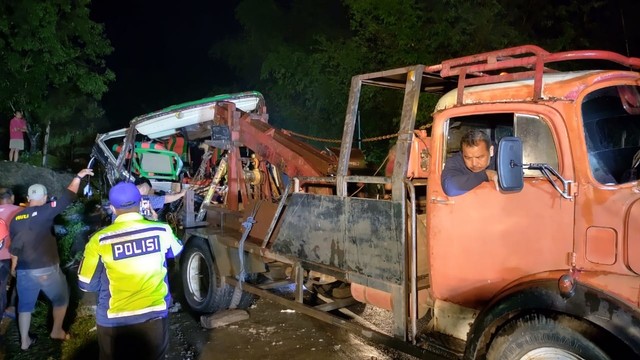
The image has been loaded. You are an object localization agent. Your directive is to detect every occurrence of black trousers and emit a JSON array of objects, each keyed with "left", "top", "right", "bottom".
[{"left": 97, "top": 316, "right": 168, "bottom": 360}]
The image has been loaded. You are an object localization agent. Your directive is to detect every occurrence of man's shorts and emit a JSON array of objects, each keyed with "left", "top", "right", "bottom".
[
  {"left": 9, "top": 139, "right": 24, "bottom": 150},
  {"left": 17, "top": 264, "right": 69, "bottom": 312}
]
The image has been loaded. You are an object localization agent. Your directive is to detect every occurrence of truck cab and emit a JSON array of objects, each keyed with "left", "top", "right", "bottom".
[
  {"left": 427, "top": 68, "right": 640, "bottom": 359},
  {"left": 267, "top": 45, "right": 640, "bottom": 359}
]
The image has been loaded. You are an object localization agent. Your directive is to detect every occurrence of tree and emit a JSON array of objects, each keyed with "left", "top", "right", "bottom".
[
  {"left": 0, "top": 0, "right": 114, "bottom": 158},
  {"left": 215, "top": 0, "right": 636, "bottom": 163},
  {"left": 216, "top": 0, "right": 523, "bottom": 136},
  {"left": 212, "top": 0, "right": 351, "bottom": 138}
]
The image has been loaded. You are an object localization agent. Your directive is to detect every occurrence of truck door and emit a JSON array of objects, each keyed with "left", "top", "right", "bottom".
[
  {"left": 427, "top": 106, "right": 575, "bottom": 308},
  {"left": 578, "top": 84, "right": 640, "bottom": 275}
]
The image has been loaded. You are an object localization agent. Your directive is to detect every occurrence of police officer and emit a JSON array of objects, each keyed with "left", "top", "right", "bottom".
[{"left": 77, "top": 181, "right": 183, "bottom": 360}]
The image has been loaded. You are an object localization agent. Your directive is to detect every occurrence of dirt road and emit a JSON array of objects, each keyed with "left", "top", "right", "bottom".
[
  {"left": 167, "top": 297, "right": 416, "bottom": 360},
  {"left": 0, "top": 263, "right": 417, "bottom": 359},
  {"left": 0, "top": 294, "right": 417, "bottom": 360}
]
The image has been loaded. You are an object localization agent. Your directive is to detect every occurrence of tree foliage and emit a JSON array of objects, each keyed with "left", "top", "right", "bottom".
[
  {"left": 0, "top": 0, "right": 114, "bottom": 156},
  {"left": 216, "top": 0, "right": 637, "bottom": 163}
]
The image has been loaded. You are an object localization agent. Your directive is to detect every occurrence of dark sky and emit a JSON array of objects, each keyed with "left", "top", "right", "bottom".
[
  {"left": 89, "top": 1, "right": 640, "bottom": 130},
  {"left": 90, "top": 0, "right": 241, "bottom": 128}
]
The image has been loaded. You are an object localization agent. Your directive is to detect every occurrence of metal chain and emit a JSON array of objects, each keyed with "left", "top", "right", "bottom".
[
  {"left": 361, "top": 133, "right": 401, "bottom": 142},
  {"left": 284, "top": 129, "right": 398, "bottom": 143},
  {"left": 282, "top": 130, "right": 342, "bottom": 143},
  {"left": 284, "top": 122, "right": 431, "bottom": 144}
]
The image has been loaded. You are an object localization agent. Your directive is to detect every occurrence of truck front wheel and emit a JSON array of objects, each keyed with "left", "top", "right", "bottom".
[
  {"left": 486, "top": 314, "right": 612, "bottom": 360},
  {"left": 181, "top": 237, "right": 221, "bottom": 313},
  {"left": 180, "top": 237, "right": 257, "bottom": 314}
]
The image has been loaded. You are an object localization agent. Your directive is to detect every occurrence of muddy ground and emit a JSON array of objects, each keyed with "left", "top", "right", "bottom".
[
  {"left": 166, "top": 297, "right": 417, "bottom": 360},
  {"left": 0, "top": 297, "right": 416, "bottom": 360},
  {"left": 166, "top": 264, "right": 418, "bottom": 360},
  {"left": 0, "top": 269, "right": 417, "bottom": 360}
]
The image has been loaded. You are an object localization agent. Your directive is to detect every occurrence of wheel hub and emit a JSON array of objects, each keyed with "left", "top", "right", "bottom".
[
  {"left": 521, "top": 347, "right": 586, "bottom": 360},
  {"left": 187, "top": 252, "right": 209, "bottom": 302}
]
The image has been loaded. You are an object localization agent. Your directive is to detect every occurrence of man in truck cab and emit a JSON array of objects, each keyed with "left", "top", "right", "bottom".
[{"left": 441, "top": 129, "right": 498, "bottom": 196}]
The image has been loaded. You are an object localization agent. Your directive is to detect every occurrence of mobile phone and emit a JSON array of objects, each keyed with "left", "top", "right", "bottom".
[{"left": 140, "top": 197, "right": 151, "bottom": 216}]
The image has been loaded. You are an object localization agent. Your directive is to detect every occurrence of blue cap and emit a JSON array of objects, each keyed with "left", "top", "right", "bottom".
[{"left": 109, "top": 182, "right": 141, "bottom": 209}]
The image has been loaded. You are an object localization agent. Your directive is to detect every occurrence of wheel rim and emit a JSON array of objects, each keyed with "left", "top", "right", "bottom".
[
  {"left": 186, "top": 252, "right": 211, "bottom": 303},
  {"left": 521, "top": 347, "right": 586, "bottom": 360}
]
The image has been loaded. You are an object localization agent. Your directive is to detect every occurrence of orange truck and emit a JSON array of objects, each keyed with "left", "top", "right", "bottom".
[{"left": 93, "top": 45, "right": 640, "bottom": 359}]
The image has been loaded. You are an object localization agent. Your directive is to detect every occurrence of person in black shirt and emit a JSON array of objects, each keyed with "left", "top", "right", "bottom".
[{"left": 9, "top": 168, "right": 93, "bottom": 350}]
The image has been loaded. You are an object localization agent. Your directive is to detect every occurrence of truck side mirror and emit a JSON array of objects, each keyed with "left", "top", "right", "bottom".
[{"left": 496, "top": 137, "right": 524, "bottom": 192}]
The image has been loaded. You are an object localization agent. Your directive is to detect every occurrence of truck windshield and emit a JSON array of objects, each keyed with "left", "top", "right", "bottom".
[{"left": 582, "top": 85, "right": 640, "bottom": 185}]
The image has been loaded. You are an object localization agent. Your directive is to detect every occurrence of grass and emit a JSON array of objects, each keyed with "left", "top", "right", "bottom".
[
  {"left": 19, "top": 152, "right": 63, "bottom": 169},
  {"left": 2, "top": 301, "right": 99, "bottom": 359}
]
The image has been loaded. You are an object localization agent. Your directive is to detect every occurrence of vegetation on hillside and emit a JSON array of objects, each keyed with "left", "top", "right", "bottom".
[
  {"left": 213, "top": 0, "right": 640, "bottom": 164},
  {"left": 0, "top": 0, "right": 113, "bottom": 163}
]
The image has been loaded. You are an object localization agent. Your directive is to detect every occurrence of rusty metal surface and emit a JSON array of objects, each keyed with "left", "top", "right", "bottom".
[
  {"left": 427, "top": 45, "right": 640, "bottom": 102},
  {"left": 271, "top": 193, "right": 404, "bottom": 285},
  {"left": 239, "top": 115, "right": 336, "bottom": 177}
]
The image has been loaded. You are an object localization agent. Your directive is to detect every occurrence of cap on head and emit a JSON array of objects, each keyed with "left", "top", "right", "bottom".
[
  {"left": 109, "top": 182, "right": 141, "bottom": 209},
  {"left": 28, "top": 184, "right": 47, "bottom": 201}
]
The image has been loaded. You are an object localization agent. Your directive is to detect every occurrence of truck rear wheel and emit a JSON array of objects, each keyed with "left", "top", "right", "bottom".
[
  {"left": 486, "top": 314, "right": 612, "bottom": 360},
  {"left": 180, "top": 237, "right": 256, "bottom": 314}
]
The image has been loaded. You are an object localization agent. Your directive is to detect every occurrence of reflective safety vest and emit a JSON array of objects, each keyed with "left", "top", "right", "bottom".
[{"left": 77, "top": 212, "right": 183, "bottom": 327}]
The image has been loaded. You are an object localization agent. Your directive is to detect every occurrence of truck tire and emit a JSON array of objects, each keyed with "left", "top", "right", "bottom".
[
  {"left": 486, "top": 314, "right": 612, "bottom": 360},
  {"left": 180, "top": 237, "right": 257, "bottom": 314}
]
